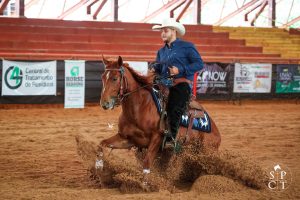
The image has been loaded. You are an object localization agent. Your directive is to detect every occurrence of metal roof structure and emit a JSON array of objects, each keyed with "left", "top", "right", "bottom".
[{"left": 0, "top": 0, "right": 299, "bottom": 28}]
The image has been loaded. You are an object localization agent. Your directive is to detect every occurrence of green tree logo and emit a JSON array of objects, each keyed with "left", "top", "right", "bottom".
[
  {"left": 70, "top": 66, "right": 79, "bottom": 77},
  {"left": 4, "top": 66, "right": 23, "bottom": 89}
]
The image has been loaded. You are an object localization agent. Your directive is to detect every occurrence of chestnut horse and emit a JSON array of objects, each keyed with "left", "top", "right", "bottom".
[{"left": 98, "top": 56, "right": 221, "bottom": 177}]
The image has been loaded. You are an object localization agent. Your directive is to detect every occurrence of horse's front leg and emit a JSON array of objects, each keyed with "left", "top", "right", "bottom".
[
  {"left": 96, "top": 133, "right": 133, "bottom": 171},
  {"left": 100, "top": 133, "right": 134, "bottom": 149},
  {"left": 94, "top": 133, "right": 134, "bottom": 186},
  {"left": 142, "top": 132, "right": 162, "bottom": 184}
]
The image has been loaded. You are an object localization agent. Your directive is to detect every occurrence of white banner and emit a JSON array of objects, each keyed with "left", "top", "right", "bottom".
[
  {"left": 1, "top": 60, "right": 56, "bottom": 96},
  {"left": 234, "top": 63, "right": 272, "bottom": 93},
  {"left": 126, "top": 61, "right": 148, "bottom": 75},
  {"left": 64, "top": 60, "right": 85, "bottom": 108}
]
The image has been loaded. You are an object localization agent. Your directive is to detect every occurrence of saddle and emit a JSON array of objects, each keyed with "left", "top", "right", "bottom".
[{"left": 151, "top": 84, "right": 211, "bottom": 145}]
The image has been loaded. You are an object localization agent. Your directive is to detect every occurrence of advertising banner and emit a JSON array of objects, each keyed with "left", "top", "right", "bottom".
[
  {"left": 64, "top": 60, "right": 85, "bottom": 108},
  {"left": 126, "top": 61, "right": 148, "bottom": 75},
  {"left": 196, "top": 63, "right": 232, "bottom": 94},
  {"left": 1, "top": 60, "right": 56, "bottom": 96},
  {"left": 234, "top": 63, "right": 272, "bottom": 93},
  {"left": 276, "top": 64, "right": 300, "bottom": 93}
]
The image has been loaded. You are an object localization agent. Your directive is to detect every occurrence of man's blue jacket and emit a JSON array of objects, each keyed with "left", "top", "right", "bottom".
[{"left": 154, "top": 38, "right": 204, "bottom": 83}]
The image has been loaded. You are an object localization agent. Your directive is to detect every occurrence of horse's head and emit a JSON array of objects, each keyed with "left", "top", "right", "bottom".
[{"left": 100, "top": 56, "right": 124, "bottom": 110}]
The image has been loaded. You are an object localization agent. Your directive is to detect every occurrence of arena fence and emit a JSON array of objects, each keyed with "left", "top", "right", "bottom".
[{"left": 0, "top": 60, "right": 299, "bottom": 104}]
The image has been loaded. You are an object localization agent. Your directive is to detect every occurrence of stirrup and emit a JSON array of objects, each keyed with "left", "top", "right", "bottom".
[
  {"left": 161, "top": 130, "right": 173, "bottom": 150},
  {"left": 162, "top": 130, "right": 182, "bottom": 153},
  {"left": 173, "top": 141, "right": 182, "bottom": 153}
]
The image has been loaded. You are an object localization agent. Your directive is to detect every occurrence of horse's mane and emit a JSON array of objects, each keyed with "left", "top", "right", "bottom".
[{"left": 123, "top": 63, "right": 154, "bottom": 89}]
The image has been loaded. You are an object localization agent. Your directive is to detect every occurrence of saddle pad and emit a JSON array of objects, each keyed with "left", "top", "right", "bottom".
[{"left": 180, "top": 111, "right": 211, "bottom": 133}]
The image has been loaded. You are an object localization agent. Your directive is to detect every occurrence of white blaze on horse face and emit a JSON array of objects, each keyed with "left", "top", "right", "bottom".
[
  {"left": 101, "top": 71, "right": 110, "bottom": 96},
  {"left": 106, "top": 71, "right": 111, "bottom": 80}
]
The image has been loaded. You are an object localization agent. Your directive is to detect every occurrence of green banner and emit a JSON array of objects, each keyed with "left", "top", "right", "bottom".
[{"left": 276, "top": 65, "right": 300, "bottom": 93}]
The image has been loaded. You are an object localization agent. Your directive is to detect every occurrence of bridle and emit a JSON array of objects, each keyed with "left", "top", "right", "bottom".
[
  {"left": 103, "top": 65, "right": 154, "bottom": 105},
  {"left": 102, "top": 65, "right": 128, "bottom": 105}
]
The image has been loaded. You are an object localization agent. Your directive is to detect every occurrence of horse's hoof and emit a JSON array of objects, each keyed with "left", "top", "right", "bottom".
[{"left": 95, "top": 159, "right": 104, "bottom": 170}]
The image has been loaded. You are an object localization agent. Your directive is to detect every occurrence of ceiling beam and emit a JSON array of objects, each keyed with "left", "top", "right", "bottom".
[
  {"left": 250, "top": 0, "right": 268, "bottom": 26},
  {"left": 0, "top": 0, "right": 10, "bottom": 15},
  {"left": 177, "top": 0, "right": 193, "bottom": 21},
  {"left": 93, "top": 0, "right": 108, "bottom": 20},
  {"left": 87, "top": 0, "right": 99, "bottom": 15},
  {"left": 142, "top": 0, "right": 183, "bottom": 23},
  {"left": 214, "top": 0, "right": 260, "bottom": 26},
  {"left": 281, "top": 16, "right": 300, "bottom": 29}
]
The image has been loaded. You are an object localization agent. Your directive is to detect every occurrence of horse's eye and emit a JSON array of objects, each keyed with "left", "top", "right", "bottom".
[{"left": 112, "top": 77, "right": 118, "bottom": 81}]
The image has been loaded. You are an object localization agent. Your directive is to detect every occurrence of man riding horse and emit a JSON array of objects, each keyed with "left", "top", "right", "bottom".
[
  {"left": 149, "top": 18, "right": 204, "bottom": 142},
  {"left": 97, "top": 18, "right": 220, "bottom": 186}
]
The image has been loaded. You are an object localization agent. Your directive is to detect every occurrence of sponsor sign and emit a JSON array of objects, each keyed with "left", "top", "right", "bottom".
[
  {"left": 234, "top": 63, "right": 272, "bottom": 93},
  {"left": 276, "top": 65, "right": 300, "bottom": 93},
  {"left": 64, "top": 60, "right": 85, "bottom": 108},
  {"left": 2, "top": 60, "right": 56, "bottom": 96}
]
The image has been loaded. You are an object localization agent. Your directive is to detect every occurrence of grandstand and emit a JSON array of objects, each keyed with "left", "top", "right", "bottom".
[{"left": 0, "top": 17, "right": 299, "bottom": 64}]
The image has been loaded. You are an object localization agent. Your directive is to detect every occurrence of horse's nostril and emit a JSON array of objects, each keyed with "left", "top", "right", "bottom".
[{"left": 101, "top": 101, "right": 110, "bottom": 110}]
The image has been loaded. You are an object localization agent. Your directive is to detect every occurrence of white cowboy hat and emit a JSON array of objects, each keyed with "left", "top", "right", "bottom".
[{"left": 152, "top": 18, "right": 186, "bottom": 37}]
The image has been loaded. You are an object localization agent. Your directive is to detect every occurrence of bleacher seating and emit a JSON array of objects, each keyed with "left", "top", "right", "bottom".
[
  {"left": 0, "top": 17, "right": 299, "bottom": 64},
  {"left": 213, "top": 26, "right": 300, "bottom": 62}
]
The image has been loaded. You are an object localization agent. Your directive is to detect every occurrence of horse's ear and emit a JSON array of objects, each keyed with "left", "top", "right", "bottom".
[
  {"left": 117, "top": 56, "right": 123, "bottom": 67},
  {"left": 102, "top": 55, "right": 109, "bottom": 66}
]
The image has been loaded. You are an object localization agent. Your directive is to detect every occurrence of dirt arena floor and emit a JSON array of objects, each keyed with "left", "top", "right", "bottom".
[{"left": 0, "top": 100, "right": 299, "bottom": 200}]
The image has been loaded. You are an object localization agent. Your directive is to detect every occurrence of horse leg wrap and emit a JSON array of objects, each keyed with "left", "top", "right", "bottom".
[
  {"left": 143, "top": 169, "right": 151, "bottom": 174},
  {"left": 95, "top": 152, "right": 104, "bottom": 171}
]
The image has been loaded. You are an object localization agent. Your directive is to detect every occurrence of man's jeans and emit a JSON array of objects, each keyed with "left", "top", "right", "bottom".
[{"left": 167, "top": 82, "right": 191, "bottom": 139}]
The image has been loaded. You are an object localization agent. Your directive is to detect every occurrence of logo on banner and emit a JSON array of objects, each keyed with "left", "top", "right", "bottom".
[
  {"left": 71, "top": 66, "right": 79, "bottom": 77},
  {"left": 279, "top": 68, "right": 292, "bottom": 83},
  {"left": 199, "top": 71, "right": 227, "bottom": 82},
  {"left": 196, "top": 63, "right": 232, "bottom": 94},
  {"left": 66, "top": 66, "right": 84, "bottom": 87},
  {"left": 266, "top": 163, "right": 292, "bottom": 191},
  {"left": 236, "top": 66, "right": 251, "bottom": 82},
  {"left": 240, "top": 66, "right": 250, "bottom": 77},
  {"left": 4, "top": 66, "right": 23, "bottom": 89}
]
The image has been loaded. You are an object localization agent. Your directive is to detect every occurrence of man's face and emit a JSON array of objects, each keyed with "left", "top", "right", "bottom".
[{"left": 161, "top": 27, "right": 176, "bottom": 43}]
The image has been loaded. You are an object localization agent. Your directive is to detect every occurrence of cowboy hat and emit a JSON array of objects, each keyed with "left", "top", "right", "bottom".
[{"left": 152, "top": 18, "right": 185, "bottom": 37}]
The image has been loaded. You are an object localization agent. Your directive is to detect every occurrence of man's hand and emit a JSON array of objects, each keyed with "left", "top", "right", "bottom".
[
  {"left": 148, "top": 68, "right": 156, "bottom": 75},
  {"left": 169, "top": 66, "right": 179, "bottom": 76}
]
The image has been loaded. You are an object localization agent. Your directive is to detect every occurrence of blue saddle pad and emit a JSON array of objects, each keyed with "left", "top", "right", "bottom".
[
  {"left": 180, "top": 111, "right": 211, "bottom": 133},
  {"left": 151, "top": 88, "right": 162, "bottom": 114}
]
